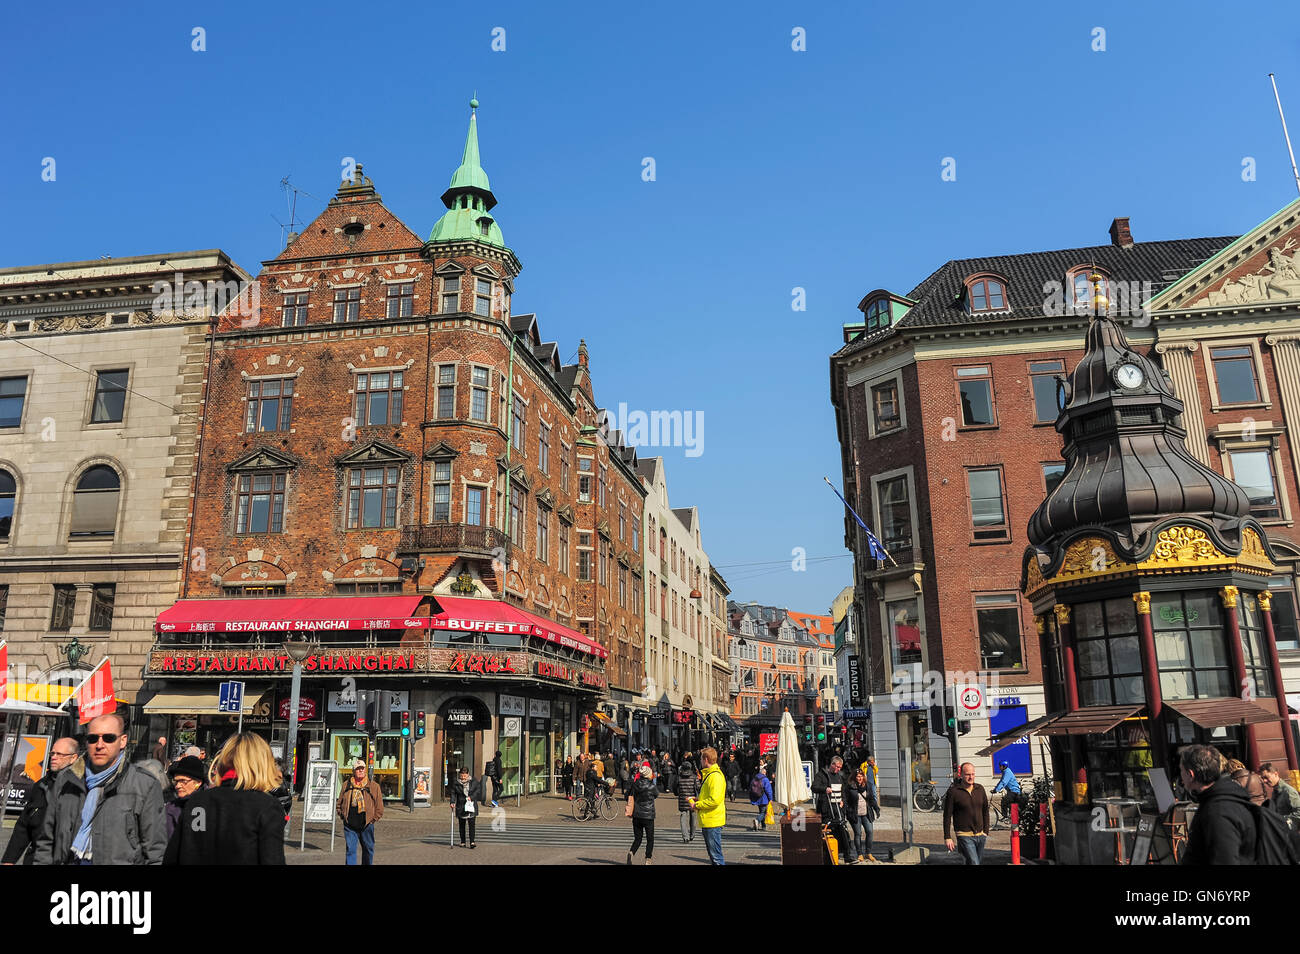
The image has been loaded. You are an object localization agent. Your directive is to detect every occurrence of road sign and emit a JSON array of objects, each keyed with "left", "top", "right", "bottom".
[
  {"left": 503, "top": 717, "right": 521, "bottom": 737},
  {"left": 801, "top": 760, "right": 812, "bottom": 792},
  {"left": 218, "top": 681, "right": 245, "bottom": 714},
  {"left": 950, "top": 683, "right": 988, "bottom": 720}
]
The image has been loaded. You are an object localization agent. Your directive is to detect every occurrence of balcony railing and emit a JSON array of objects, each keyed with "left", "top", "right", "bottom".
[{"left": 399, "top": 522, "right": 507, "bottom": 555}]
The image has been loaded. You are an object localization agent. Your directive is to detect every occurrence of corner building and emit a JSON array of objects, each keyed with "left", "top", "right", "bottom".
[{"left": 148, "top": 104, "right": 645, "bottom": 799}]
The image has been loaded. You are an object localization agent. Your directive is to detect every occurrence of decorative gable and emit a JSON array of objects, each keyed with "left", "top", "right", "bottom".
[
  {"left": 337, "top": 440, "right": 412, "bottom": 466},
  {"left": 434, "top": 261, "right": 466, "bottom": 276},
  {"left": 424, "top": 440, "right": 460, "bottom": 461},
  {"left": 227, "top": 447, "right": 300, "bottom": 473},
  {"left": 536, "top": 487, "right": 556, "bottom": 509},
  {"left": 596, "top": 519, "right": 612, "bottom": 539}
]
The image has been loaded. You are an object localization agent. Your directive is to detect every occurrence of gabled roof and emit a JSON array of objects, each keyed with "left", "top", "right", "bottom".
[
  {"left": 789, "top": 611, "right": 835, "bottom": 637},
  {"left": 834, "top": 233, "right": 1234, "bottom": 360}
]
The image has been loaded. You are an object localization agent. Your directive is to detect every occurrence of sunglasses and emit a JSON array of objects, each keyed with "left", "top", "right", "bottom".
[{"left": 85, "top": 733, "right": 121, "bottom": 744}]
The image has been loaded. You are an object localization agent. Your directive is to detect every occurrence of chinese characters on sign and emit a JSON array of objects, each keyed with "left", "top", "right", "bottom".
[{"left": 447, "top": 652, "right": 518, "bottom": 674}]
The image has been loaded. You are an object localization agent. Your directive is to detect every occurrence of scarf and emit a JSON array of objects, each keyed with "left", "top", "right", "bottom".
[
  {"left": 349, "top": 780, "right": 369, "bottom": 816},
  {"left": 72, "top": 753, "right": 125, "bottom": 861}
]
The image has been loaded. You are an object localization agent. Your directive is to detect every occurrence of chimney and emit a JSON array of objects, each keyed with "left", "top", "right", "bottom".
[
  {"left": 578, "top": 338, "right": 588, "bottom": 368},
  {"left": 1109, "top": 217, "right": 1133, "bottom": 248}
]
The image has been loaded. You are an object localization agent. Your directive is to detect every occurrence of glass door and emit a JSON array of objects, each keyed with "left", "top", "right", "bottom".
[
  {"left": 499, "top": 734, "right": 521, "bottom": 797},
  {"left": 442, "top": 729, "right": 475, "bottom": 792},
  {"left": 528, "top": 731, "right": 549, "bottom": 794}
]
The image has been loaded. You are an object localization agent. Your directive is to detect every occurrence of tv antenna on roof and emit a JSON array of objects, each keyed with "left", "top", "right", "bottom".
[{"left": 272, "top": 176, "right": 320, "bottom": 250}]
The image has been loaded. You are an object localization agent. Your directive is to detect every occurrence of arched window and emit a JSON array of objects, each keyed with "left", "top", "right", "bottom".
[
  {"left": 1069, "top": 267, "right": 1111, "bottom": 312},
  {"left": 0, "top": 469, "right": 13, "bottom": 541},
  {"left": 70, "top": 465, "right": 120, "bottom": 538},
  {"left": 865, "top": 297, "right": 891, "bottom": 332},
  {"left": 966, "top": 276, "right": 1008, "bottom": 313}
]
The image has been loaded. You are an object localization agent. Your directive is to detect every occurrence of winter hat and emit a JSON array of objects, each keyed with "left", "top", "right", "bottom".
[
  {"left": 167, "top": 755, "right": 207, "bottom": 783},
  {"left": 639, "top": 764, "right": 653, "bottom": 778}
]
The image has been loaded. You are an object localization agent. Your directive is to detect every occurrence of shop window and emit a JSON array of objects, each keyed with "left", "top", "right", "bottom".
[
  {"left": 1152, "top": 591, "right": 1231, "bottom": 700},
  {"left": 975, "top": 594, "right": 1024, "bottom": 670},
  {"left": 1072, "top": 597, "right": 1144, "bottom": 705}
]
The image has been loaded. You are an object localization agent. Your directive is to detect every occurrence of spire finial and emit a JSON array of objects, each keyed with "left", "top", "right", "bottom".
[
  {"left": 470, "top": 92, "right": 478, "bottom": 110},
  {"left": 1090, "top": 269, "right": 1109, "bottom": 318}
]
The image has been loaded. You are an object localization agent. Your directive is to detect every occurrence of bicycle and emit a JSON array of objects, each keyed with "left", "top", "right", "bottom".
[
  {"left": 572, "top": 780, "right": 619, "bottom": 821},
  {"left": 990, "top": 788, "right": 1028, "bottom": 830},
  {"left": 912, "top": 780, "right": 940, "bottom": 813}
]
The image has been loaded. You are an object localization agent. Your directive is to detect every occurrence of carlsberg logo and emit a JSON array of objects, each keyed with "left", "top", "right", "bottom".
[{"left": 49, "top": 885, "right": 151, "bottom": 934}]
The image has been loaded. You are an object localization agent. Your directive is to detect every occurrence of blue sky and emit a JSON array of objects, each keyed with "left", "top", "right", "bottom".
[{"left": 3, "top": 0, "right": 1299, "bottom": 613}]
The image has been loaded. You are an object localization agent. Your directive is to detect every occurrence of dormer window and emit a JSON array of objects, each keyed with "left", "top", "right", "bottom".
[
  {"left": 1068, "top": 267, "right": 1110, "bottom": 313},
  {"left": 966, "top": 276, "right": 1008, "bottom": 314},
  {"left": 865, "top": 298, "right": 891, "bottom": 332}
]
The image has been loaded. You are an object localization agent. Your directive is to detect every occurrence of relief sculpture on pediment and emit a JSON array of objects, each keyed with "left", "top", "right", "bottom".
[{"left": 1200, "top": 238, "right": 1300, "bottom": 306}]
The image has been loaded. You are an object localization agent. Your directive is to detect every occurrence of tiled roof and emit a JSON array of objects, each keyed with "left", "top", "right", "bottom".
[{"left": 834, "top": 235, "right": 1235, "bottom": 360}]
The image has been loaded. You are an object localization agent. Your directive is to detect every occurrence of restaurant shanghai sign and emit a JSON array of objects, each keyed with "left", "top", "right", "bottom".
[{"left": 150, "top": 649, "right": 427, "bottom": 675}]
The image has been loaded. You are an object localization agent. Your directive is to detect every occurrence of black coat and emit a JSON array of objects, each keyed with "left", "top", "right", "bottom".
[
  {"left": 628, "top": 776, "right": 658, "bottom": 821},
  {"left": 447, "top": 778, "right": 484, "bottom": 819},
  {"left": 1, "top": 772, "right": 58, "bottom": 864},
  {"left": 812, "top": 768, "right": 850, "bottom": 820},
  {"left": 1183, "top": 776, "right": 1257, "bottom": 865},
  {"left": 163, "top": 781, "right": 287, "bottom": 865},
  {"left": 674, "top": 765, "right": 701, "bottom": 811}
]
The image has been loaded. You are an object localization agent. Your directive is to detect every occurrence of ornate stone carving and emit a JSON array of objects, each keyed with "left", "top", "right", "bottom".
[
  {"left": 1198, "top": 239, "right": 1300, "bottom": 307},
  {"left": 1239, "top": 528, "right": 1275, "bottom": 571},
  {"left": 1220, "top": 585, "right": 1239, "bottom": 609},
  {"left": 35, "top": 317, "right": 62, "bottom": 332},
  {"left": 1053, "top": 604, "right": 1071, "bottom": 624},
  {"left": 73, "top": 313, "right": 105, "bottom": 330},
  {"left": 1133, "top": 591, "right": 1151, "bottom": 615},
  {"left": 1056, "top": 537, "right": 1125, "bottom": 579},
  {"left": 1025, "top": 558, "right": 1047, "bottom": 595},
  {"left": 1034, "top": 616, "right": 1045, "bottom": 635},
  {"left": 1258, "top": 590, "right": 1273, "bottom": 612},
  {"left": 1146, "top": 526, "right": 1221, "bottom": 566}
]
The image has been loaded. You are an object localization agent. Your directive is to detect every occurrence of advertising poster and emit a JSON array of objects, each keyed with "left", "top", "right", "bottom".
[
  {"left": 304, "top": 760, "right": 336, "bottom": 823},
  {"left": 413, "top": 766, "right": 432, "bottom": 805},
  {"left": 2, "top": 734, "right": 52, "bottom": 811}
]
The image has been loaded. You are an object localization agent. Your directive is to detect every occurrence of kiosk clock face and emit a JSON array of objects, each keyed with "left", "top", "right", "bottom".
[{"left": 1113, "top": 362, "right": 1145, "bottom": 390}]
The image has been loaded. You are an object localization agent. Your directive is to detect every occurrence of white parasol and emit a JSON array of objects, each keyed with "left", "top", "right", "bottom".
[
  {"left": 0, "top": 697, "right": 67, "bottom": 717},
  {"left": 774, "top": 708, "right": 812, "bottom": 809}
]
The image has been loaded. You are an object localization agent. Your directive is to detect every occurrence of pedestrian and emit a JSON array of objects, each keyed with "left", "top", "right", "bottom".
[
  {"left": 626, "top": 762, "right": 658, "bottom": 865},
  {"left": 562, "top": 756, "right": 574, "bottom": 799},
  {"left": 448, "top": 766, "right": 484, "bottom": 849},
  {"left": 164, "top": 755, "right": 207, "bottom": 840},
  {"left": 1259, "top": 762, "right": 1300, "bottom": 830},
  {"left": 675, "top": 754, "right": 701, "bottom": 842},
  {"left": 849, "top": 768, "right": 879, "bottom": 863},
  {"left": 661, "top": 752, "right": 676, "bottom": 796},
  {"left": 34, "top": 713, "right": 167, "bottom": 865},
  {"left": 724, "top": 752, "right": 741, "bottom": 802},
  {"left": 151, "top": 736, "right": 169, "bottom": 767},
  {"left": 1, "top": 737, "right": 77, "bottom": 865},
  {"left": 619, "top": 757, "right": 631, "bottom": 798},
  {"left": 942, "top": 762, "right": 990, "bottom": 865},
  {"left": 1181, "top": 744, "right": 1255, "bottom": 864},
  {"left": 573, "top": 753, "right": 586, "bottom": 797},
  {"left": 163, "top": 734, "right": 287, "bottom": 865},
  {"left": 812, "top": 755, "right": 852, "bottom": 862},
  {"left": 336, "top": 759, "right": 384, "bottom": 865},
  {"left": 1225, "top": 758, "right": 1266, "bottom": 807},
  {"left": 749, "top": 764, "right": 773, "bottom": 831},
  {"left": 688, "top": 747, "right": 727, "bottom": 865},
  {"left": 491, "top": 750, "right": 503, "bottom": 807}
]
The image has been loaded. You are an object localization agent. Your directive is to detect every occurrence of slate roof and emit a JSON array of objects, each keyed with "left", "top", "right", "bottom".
[{"left": 834, "top": 235, "right": 1236, "bottom": 360}]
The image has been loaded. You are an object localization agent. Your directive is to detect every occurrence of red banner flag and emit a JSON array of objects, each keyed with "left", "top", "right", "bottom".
[
  {"left": 74, "top": 658, "right": 116, "bottom": 724},
  {"left": 0, "top": 641, "right": 8, "bottom": 706}
]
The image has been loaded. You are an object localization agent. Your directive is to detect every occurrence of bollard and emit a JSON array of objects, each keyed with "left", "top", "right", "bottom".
[
  {"left": 1010, "top": 802, "right": 1020, "bottom": 866},
  {"left": 1038, "top": 802, "right": 1048, "bottom": 859}
]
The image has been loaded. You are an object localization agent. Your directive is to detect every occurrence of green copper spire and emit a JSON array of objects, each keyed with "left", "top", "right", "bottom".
[{"left": 430, "top": 99, "right": 505, "bottom": 247}]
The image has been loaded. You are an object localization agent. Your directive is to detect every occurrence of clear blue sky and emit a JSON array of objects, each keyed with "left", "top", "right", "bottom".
[{"left": 3, "top": 1, "right": 1299, "bottom": 614}]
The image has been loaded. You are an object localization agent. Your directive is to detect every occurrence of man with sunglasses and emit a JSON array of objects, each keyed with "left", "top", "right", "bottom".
[
  {"left": 2, "top": 737, "right": 78, "bottom": 865},
  {"left": 34, "top": 714, "right": 167, "bottom": 865}
]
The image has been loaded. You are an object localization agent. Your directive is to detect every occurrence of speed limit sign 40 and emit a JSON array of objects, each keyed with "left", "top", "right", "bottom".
[{"left": 954, "top": 684, "right": 988, "bottom": 720}]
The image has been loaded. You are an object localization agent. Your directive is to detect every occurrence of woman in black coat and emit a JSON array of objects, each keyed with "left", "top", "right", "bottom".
[
  {"left": 447, "top": 767, "right": 485, "bottom": 848},
  {"left": 164, "top": 734, "right": 286, "bottom": 865}
]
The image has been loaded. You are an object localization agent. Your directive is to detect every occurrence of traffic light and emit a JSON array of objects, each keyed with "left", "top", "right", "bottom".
[
  {"left": 355, "top": 689, "right": 375, "bottom": 732},
  {"left": 815, "top": 713, "right": 826, "bottom": 742},
  {"left": 802, "top": 714, "right": 813, "bottom": 743},
  {"left": 930, "top": 702, "right": 954, "bottom": 739},
  {"left": 374, "top": 690, "right": 393, "bottom": 732},
  {"left": 400, "top": 710, "right": 411, "bottom": 738},
  {"left": 415, "top": 710, "right": 426, "bottom": 738},
  {"left": 958, "top": 720, "right": 971, "bottom": 736}
]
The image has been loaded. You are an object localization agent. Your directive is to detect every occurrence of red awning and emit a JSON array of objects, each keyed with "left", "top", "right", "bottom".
[
  {"left": 156, "top": 596, "right": 435, "bottom": 635},
  {"left": 431, "top": 596, "right": 608, "bottom": 660}
]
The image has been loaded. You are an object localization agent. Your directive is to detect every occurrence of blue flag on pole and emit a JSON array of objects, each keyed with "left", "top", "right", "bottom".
[{"left": 824, "top": 477, "right": 891, "bottom": 561}]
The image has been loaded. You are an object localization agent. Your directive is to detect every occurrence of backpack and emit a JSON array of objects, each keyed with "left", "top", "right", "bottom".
[
  {"left": 1251, "top": 803, "right": 1300, "bottom": 865},
  {"left": 750, "top": 774, "right": 765, "bottom": 800}
]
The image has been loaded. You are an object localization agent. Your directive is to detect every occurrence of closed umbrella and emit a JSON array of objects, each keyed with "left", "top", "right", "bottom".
[{"left": 774, "top": 709, "right": 811, "bottom": 810}]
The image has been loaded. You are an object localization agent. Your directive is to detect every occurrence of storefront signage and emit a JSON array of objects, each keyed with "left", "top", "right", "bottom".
[
  {"left": 275, "top": 691, "right": 323, "bottom": 722},
  {"left": 1158, "top": 604, "right": 1198, "bottom": 624},
  {"left": 500, "top": 694, "right": 525, "bottom": 717},
  {"left": 535, "top": 661, "right": 572, "bottom": 681},
  {"left": 447, "top": 652, "right": 518, "bottom": 674},
  {"left": 442, "top": 698, "right": 492, "bottom": 730},
  {"left": 158, "top": 616, "right": 435, "bottom": 634},
  {"left": 151, "top": 649, "right": 423, "bottom": 675},
  {"left": 528, "top": 699, "right": 551, "bottom": 718},
  {"left": 328, "top": 689, "right": 409, "bottom": 712},
  {"left": 672, "top": 709, "right": 694, "bottom": 725},
  {"left": 579, "top": 671, "right": 605, "bottom": 689},
  {"left": 848, "top": 656, "right": 863, "bottom": 706}
]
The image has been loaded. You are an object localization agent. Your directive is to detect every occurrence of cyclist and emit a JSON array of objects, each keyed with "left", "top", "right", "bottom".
[
  {"left": 584, "top": 759, "right": 603, "bottom": 807},
  {"left": 991, "top": 761, "right": 1022, "bottom": 821}
]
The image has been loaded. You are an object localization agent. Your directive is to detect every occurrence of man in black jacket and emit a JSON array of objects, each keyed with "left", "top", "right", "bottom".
[
  {"left": 1181, "top": 744, "right": 1256, "bottom": 865},
  {"left": 1, "top": 737, "right": 78, "bottom": 865},
  {"left": 812, "top": 756, "right": 852, "bottom": 862}
]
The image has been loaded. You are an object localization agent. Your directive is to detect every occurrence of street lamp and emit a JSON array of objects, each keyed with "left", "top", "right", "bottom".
[{"left": 281, "top": 634, "right": 315, "bottom": 794}]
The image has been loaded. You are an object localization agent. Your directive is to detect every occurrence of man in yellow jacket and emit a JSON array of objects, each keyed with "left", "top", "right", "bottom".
[{"left": 688, "top": 747, "right": 727, "bottom": 865}]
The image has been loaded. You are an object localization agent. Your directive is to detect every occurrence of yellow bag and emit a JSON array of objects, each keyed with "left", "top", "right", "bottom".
[
  {"left": 765, "top": 802, "right": 774, "bottom": 825},
  {"left": 823, "top": 827, "right": 840, "bottom": 865}
]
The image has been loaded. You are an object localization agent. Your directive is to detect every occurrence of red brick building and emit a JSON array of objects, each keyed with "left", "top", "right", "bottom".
[{"left": 146, "top": 103, "right": 645, "bottom": 797}]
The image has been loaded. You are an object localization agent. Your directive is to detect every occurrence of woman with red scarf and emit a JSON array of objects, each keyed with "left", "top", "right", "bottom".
[{"left": 163, "top": 733, "right": 287, "bottom": 865}]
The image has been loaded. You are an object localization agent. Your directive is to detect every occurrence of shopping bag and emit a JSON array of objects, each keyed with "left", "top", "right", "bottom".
[
  {"left": 464, "top": 799, "right": 476, "bottom": 815},
  {"left": 765, "top": 802, "right": 774, "bottom": 825}
]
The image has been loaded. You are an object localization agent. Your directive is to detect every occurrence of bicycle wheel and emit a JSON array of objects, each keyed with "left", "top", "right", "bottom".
[
  {"left": 913, "top": 786, "right": 937, "bottom": 813},
  {"left": 572, "top": 796, "right": 590, "bottom": 821},
  {"left": 599, "top": 794, "right": 619, "bottom": 820}
]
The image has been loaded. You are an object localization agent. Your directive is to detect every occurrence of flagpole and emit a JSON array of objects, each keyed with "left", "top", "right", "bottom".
[
  {"left": 63, "top": 656, "right": 109, "bottom": 710},
  {"left": 823, "top": 476, "right": 899, "bottom": 567}
]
